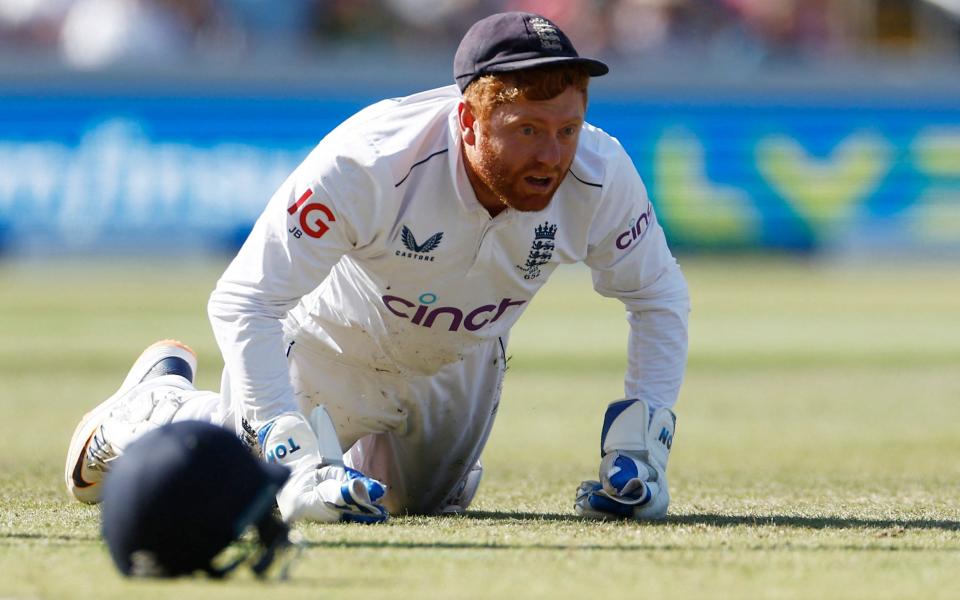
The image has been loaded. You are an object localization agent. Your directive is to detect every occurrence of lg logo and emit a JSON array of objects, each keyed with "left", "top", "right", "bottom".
[{"left": 287, "top": 188, "right": 336, "bottom": 239}]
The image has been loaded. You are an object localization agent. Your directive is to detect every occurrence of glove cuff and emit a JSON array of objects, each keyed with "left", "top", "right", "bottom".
[
  {"left": 258, "top": 407, "right": 344, "bottom": 469},
  {"left": 600, "top": 398, "right": 649, "bottom": 456},
  {"left": 258, "top": 412, "right": 323, "bottom": 473},
  {"left": 647, "top": 407, "right": 675, "bottom": 472},
  {"left": 599, "top": 398, "right": 675, "bottom": 472}
]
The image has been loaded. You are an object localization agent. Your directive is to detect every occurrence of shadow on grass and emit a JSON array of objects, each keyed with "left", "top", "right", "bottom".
[
  {"left": 3, "top": 511, "right": 956, "bottom": 553},
  {"left": 670, "top": 512, "right": 960, "bottom": 531},
  {"left": 293, "top": 510, "right": 960, "bottom": 552},
  {"left": 461, "top": 510, "right": 960, "bottom": 532}
]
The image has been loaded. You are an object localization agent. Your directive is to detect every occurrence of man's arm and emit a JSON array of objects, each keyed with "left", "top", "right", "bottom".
[
  {"left": 577, "top": 145, "right": 690, "bottom": 520},
  {"left": 208, "top": 143, "right": 389, "bottom": 523},
  {"left": 208, "top": 144, "right": 375, "bottom": 430}
]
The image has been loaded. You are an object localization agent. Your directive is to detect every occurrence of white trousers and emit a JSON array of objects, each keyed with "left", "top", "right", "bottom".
[
  {"left": 166, "top": 334, "right": 506, "bottom": 514},
  {"left": 281, "top": 335, "right": 507, "bottom": 514},
  {"left": 129, "top": 339, "right": 503, "bottom": 515}
]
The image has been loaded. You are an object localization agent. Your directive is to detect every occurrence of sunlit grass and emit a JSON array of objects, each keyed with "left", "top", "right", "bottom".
[{"left": 1, "top": 257, "right": 958, "bottom": 599}]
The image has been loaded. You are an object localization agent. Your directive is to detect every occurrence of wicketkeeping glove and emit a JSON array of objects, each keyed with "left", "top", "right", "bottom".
[
  {"left": 258, "top": 407, "right": 388, "bottom": 524},
  {"left": 574, "top": 398, "right": 675, "bottom": 521}
]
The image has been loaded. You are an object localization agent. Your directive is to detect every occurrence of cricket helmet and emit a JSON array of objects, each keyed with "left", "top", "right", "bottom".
[{"left": 101, "top": 420, "right": 291, "bottom": 578}]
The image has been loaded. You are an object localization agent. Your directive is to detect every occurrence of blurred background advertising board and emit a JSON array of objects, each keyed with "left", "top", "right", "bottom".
[{"left": 0, "top": 0, "right": 958, "bottom": 257}]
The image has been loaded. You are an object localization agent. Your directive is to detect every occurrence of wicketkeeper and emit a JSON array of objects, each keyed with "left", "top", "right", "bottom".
[{"left": 66, "top": 11, "right": 689, "bottom": 525}]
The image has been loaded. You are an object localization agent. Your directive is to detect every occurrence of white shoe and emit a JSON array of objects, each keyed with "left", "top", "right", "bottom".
[{"left": 65, "top": 339, "right": 197, "bottom": 504}]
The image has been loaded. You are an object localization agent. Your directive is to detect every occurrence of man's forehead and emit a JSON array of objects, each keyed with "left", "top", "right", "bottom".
[{"left": 492, "top": 88, "right": 587, "bottom": 123}]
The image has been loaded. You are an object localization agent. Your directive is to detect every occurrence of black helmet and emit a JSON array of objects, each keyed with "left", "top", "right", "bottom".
[{"left": 101, "top": 420, "right": 292, "bottom": 578}]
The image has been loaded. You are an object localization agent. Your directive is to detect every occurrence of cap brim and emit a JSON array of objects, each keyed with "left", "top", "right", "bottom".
[
  {"left": 457, "top": 55, "right": 609, "bottom": 91},
  {"left": 484, "top": 56, "right": 609, "bottom": 78}
]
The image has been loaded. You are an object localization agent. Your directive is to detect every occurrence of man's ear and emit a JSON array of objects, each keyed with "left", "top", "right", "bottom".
[{"left": 458, "top": 101, "right": 477, "bottom": 146}]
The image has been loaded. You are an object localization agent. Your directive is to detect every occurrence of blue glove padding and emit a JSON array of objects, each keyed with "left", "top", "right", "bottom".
[
  {"left": 574, "top": 450, "right": 668, "bottom": 520},
  {"left": 574, "top": 399, "right": 675, "bottom": 521},
  {"left": 575, "top": 481, "right": 634, "bottom": 518},
  {"left": 336, "top": 466, "right": 388, "bottom": 524},
  {"left": 602, "top": 451, "right": 657, "bottom": 503},
  {"left": 259, "top": 411, "right": 388, "bottom": 524}
]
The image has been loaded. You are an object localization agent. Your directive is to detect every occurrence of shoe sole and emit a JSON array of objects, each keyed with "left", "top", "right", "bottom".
[{"left": 64, "top": 339, "right": 197, "bottom": 504}]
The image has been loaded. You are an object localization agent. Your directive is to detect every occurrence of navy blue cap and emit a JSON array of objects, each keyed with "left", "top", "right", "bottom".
[
  {"left": 101, "top": 421, "right": 290, "bottom": 577},
  {"left": 454, "top": 12, "right": 609, "bottom": 92}
]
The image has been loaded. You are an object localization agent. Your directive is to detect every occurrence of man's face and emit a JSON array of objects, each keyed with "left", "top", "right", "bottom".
[{"left": 460, "top": 86, "right": 586, "bottom": 215}]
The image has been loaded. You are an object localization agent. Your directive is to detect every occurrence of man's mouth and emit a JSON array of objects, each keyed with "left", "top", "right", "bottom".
[{"left": 524, "top": 175, "right": 553, "bottom": 189}]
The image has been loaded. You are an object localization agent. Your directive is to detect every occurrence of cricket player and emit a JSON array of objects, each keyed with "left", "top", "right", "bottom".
[{"left": 66, "top": 12, "right": 689, "bottom": 524}]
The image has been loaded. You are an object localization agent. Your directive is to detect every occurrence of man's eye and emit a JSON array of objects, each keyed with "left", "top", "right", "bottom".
[
  {"left": 562, "top": 126, "right": 579, "bottom": 136},
  {"left": 521, "top": 126, "right": 536, "bottom": 135}
]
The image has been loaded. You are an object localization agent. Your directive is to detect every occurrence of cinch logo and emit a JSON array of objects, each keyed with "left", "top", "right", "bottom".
[
  {"left": 657, "top": 427, "right": 673, "bottom": 450},
  {"left": 397, "top": 225, "right": 443, "bottom": 262},
  {"left": 615, "top": 203, "right": 654, "bottom": 250},
  {"left": 382, "top": 292, "right": 526, "bottom": 332},
  {"left": 287, "top": 188, "right": 336, "bottom": 239}
]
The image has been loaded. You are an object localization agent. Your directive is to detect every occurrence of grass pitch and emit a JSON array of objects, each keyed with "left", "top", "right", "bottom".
[{"left": 1, "top": 256, "right": 958, "bottom": 599}]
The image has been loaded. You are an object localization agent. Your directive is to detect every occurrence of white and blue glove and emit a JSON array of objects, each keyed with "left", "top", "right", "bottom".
[
  {"left": 575, "top": 398, "right": 675, "bottom": 521},
  {"left": 258, "top": 407, "right": 388, "bottom": 524}
]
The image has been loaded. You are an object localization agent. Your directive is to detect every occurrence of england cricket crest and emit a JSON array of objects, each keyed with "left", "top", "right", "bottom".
[
  {"left": 528, "top": 16, "right": 563, "bottom": 51},
  {"left": 517, "top": 222, "right": 557, "bottom": 280}
]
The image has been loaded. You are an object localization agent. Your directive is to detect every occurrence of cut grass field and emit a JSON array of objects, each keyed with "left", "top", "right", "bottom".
[{"left": 1, "top": 256, "right": 958, "bottom": 599}]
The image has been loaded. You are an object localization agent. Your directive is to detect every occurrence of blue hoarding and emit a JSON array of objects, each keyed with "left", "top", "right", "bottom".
[{"left": 0, "top": 91, "right": 957, "bottom": 254}]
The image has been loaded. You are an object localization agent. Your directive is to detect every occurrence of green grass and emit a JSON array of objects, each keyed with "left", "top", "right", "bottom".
[{"left": 1, "top": 256, "right": 958, "bottom": 599}]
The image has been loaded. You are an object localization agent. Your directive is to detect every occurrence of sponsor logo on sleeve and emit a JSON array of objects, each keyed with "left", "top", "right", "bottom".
[
  {"left": 396, "top": 225, "right": 443, "bottom": 262},
  {"left": 287, "top": 188, "right": 336, "bottom": 239},
  {"left": 615, "top": 203, "right": 654, "bottom": 251},
  {"left": 517, "top": 221, "right": 557, "bottom": 280}
]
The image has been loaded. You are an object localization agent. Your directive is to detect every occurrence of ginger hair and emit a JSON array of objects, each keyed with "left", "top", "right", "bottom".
[{"left": 462, "top": 64, "right": 590, "bottom": 121}]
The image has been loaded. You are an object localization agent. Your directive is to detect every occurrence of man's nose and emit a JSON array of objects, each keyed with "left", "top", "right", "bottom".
[{"left": 535, "top": 137, "right": 562, "bottom": 166}]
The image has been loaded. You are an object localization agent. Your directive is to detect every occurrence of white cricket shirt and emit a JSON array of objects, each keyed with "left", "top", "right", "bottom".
[{"left": 209, "top": 85, "right": 690, "bottom": 428}]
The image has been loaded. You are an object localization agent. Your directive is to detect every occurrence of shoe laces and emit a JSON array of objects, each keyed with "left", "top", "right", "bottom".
[
  {"left": 84, "top": 387, "right": 186, "bottom": 473},
  {"left": 85, "top": 426, "right": 117, "bottom": 473}
]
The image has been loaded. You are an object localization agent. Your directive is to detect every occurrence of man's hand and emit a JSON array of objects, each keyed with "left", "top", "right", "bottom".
[
  {"left": 574, "top": 450, "right": 669, "bottom": 520},
  {"left": 259, "top": 408, "right": 388, "bottom": 524},
  {"left": 281, "top": 461, "right": 388, "bottom": 524},
  {"left": 574, "top": 398, "right": 675, "bottom": 521}
]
